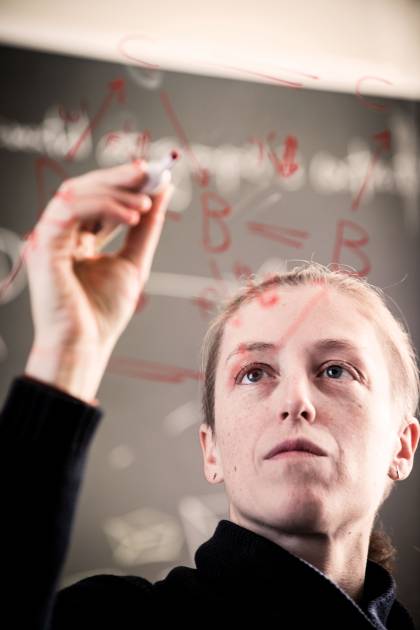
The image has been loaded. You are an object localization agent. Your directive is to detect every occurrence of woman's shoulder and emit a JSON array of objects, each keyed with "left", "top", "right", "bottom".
[
  {"left": 52, "top": 573, "right": 154, "bottom": 628},
  {"left": 387, "top": 598, "right": 417, "bottom": 630}
]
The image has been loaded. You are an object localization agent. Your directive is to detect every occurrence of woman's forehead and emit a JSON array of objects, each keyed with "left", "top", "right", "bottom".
[
  {"left": 227, "top": 286, "right": 371, "bottom": 337},
  {"left": 221, "top": 285, "right": 378, "bottom": 361}
]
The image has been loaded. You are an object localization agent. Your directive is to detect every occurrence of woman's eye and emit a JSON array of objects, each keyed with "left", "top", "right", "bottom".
[
  {"left": 236, "top": 365, "right": 271, "bottom": 385},
  {"left": 235, "top": 362, "right": 356, "bottom": 385},
  {"left": 320, "top": 364, "right": 355, "bottom": 380}
]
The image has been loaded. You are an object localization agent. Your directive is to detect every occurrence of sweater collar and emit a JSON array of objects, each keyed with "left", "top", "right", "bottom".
[{"left": 194, "top": 519, "right": 397, "bottom": 627}]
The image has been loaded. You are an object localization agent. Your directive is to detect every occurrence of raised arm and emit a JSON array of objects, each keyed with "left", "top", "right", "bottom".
[
  {"left": 24, "top": 160, "right": 173, "bottom": 403},
  {"left": 0, "top": 161, "right": 174, "bottom": 630}
]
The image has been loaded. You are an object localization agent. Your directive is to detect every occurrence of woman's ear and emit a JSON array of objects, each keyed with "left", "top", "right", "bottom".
[
  {"left": 393, "top": 415, "right": 420, "bottom": 480},
  {"left": 199, "top": 422, "right": 224, "bottom": 484}
]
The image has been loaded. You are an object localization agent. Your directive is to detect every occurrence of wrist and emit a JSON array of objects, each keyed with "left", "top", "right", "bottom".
[{"left": 24, "top": 340, "right": 112, "bottom": 404}]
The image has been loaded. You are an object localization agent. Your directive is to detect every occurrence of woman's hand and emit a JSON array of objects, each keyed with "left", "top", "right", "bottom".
[{"left": 23, "top": 160, "right": 174, "bottom": 402}]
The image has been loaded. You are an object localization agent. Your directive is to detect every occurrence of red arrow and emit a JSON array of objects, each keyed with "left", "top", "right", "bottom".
[
  {"left": 65, "top": 78, "right": 126, "bottom": 161},
  {"left": 34, "top": 156, "right": 69, "bottom": 220},
  {"left": 216, "top": 64, "right": 319, "bottom": 89},
  {"left": 160, "top": 90, "right": 209, "bottom": 187},
  {"left": 373, "top": 129, "right": 391, "bottom": 152},
  {"left": 267, "top": 133, "right": 299, "bottom": 177},
  {"left": 351, "top": 129, "right": 391, "bottom": 211}
]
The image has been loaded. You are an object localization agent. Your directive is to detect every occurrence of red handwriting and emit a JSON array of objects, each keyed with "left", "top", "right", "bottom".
[
  {"left": 247, "top": 222, "right": 310, "bottom": 249},
  {"left": 159, "top": 91, "right": 233, "bottom": 259},
  {"left": 104, "top": 132, "right": 120, "bottom": 147},
  {"left": 226, "top": 281, "right": 330, "bottom": 385},
  {"left": 248, "top": 136, "right": 265, "bottom": 164},
  {"left": 2, "top": 174, "right": 174, "bottom": 305},
  {"left": 208, "top": 258, "right": 227, "bottom": 290},
  {"left": 191, "top": 258, "right": 227, "bottom": 319},
  {"left": 233, "top": 260, "right": 253, "bottom": 282},
  {"left": 159, "top": 90, "right": 209, "bottom": 187},
  {"left": 116, "top": 33, "right": 319, "bottom": 89},
  {"left": 193, "top": 286, "right": 221, "bottom": 320},
  {"left": 267, "top": 133, "right": 299, "bottom": 177},
  {"left": 355, "top": 76, "right": 393, "bottom": 112},
  {"left": 202, "top": 191, "right": 232, "bottom": 253},
  {"left": 27, "top": 341, "right": 196, "bottom": 385},
  {"left": 58, "top": 102, "right": 88, "bottom": 123},
  {"left": 254, "top": 282, "right": 282, "bottom": 309},
  {"left": 135, "top": 130, "right": 151, "bottom": 161},
  {"left": 248, "top": 133, "right": 299, "bottom": 177},
  {"left": 1, "top": 225, "right": 152, "bottom": 314},
  {"left": 331, "top": 219, "right": 371, "bottom": 277},
  {"left": 191, "top": 262, "right": 283, "bottom": 325},
  {"left": 247, "top": 271, "right": 284, "bottom": 311},
  {"left": 35, "top": 156, "right": 69, "bottom": 220},
  {"left": 107, "top": 355, "right": 202, "bottom": 383},
  {"left": 65, "top": 78, "right": 126, "bottom": 161},
  {"left": 229, "top": 260, "right": 252, "bottom": 328},
  {"left": 217, "top": 64, "right": 306, "bottom": 89},
  {"left": 117, "top": 36, "right": 389, "bottom": 113},
  {"left": 222, "top": 214, "right": 371, "bottom": 332},
  {"left": 4, "top": 69, "right": 391, "bottom": 383},
  {"left": 104, "top": 128, "right": 151, "bottom": 162},
  {"left": 351, "top": 129, "right": 391, "bottom": 211},
  {"left": 117, "top": 33, "right": 161, "bottom": 69}
]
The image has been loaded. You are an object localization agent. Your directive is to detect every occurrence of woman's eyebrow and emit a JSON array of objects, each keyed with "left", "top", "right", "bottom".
[
  {"left": 224, "top": 338, "right": 365, "bottom": 366},
  {"left": 225, "top": 341, "right": 279, "bottom": 365}
]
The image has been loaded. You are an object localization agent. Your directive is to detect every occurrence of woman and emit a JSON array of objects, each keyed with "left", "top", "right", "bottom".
[
  {"left": 0, "top": 161, "right": 418, "bottom": 629},
  {"left": 197, "top": 264, "right": 420, "bottom": 623}
]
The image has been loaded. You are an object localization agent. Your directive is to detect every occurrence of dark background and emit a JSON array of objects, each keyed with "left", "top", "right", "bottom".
[{"left": 0, "top": 43, "right": 419, "bottom": 622}]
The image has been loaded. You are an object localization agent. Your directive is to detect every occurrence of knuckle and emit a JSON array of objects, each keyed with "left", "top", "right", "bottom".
[
  {"left": 132, "top": 158, "right": 147, "bottom": 171},
  {"left": 105, "top": 198, "right": 119, "bottom": 212},
  {"left": 107, "top": 198, "right": 126, "bottom": 216},
  {"left": 58, "top": 177, "right": 74, "bottom": 191}
]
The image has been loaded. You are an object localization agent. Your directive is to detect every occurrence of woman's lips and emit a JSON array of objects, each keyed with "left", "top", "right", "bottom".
[{"left": 268, "top": 451, "right": 323, "bottom": 459}]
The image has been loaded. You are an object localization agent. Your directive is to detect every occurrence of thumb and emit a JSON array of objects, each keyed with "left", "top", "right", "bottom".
[{"left": 116, "top": 184, "right": 174, "bottom": 281}]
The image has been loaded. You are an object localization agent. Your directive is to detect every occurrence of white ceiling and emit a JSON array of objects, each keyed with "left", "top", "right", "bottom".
[{"left": 0, "top": 0, "right": 419, "bottom": 99}]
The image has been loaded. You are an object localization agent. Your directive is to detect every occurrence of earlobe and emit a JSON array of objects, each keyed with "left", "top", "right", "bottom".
[
  {"left": 387, "top": 465, "right": 401, "bottom": 481},
  {"left": 199, "top": 423, "right": 224, "bottom": 484}
]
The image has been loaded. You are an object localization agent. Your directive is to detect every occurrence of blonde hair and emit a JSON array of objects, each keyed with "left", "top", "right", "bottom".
[{"left": 199, "top": 261, "right": 420, "bottom": 573}]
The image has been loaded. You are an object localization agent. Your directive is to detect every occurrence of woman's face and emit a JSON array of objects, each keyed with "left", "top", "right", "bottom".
[{"left": 199, "top": 283, "right": 409, "bottom": 536}]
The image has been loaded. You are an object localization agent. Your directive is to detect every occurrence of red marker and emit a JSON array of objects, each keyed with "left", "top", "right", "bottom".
[
  {"left": 94, "top": 151, "right": 180, "bottom": 250},
  {"left": 141, "top": 150, "right": 179, "bottom": 194}
]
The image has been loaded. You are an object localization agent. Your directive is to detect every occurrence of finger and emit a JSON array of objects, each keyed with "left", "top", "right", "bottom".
[
  {"left": 70, "top": 188, "right": 153, "bottom": 214},
  {"left": 39, "top": 194, "right": 140, "bottom": 243},
  {"left": 104, "top": 189, "right": 152, "bottom": 212},
  {"left": 116, "top": 183, "right": 174, "bottom": 279},
  {"left": 60, "top": 160, "right": 148, "bottom": 195},
  {"left": 78, "top": 192, "right": 152, "bottom": 234}
]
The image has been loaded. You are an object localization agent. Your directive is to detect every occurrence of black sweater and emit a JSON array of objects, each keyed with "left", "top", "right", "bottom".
[{"left": 0, "top": 375, "right": 416, "bottom": 630}]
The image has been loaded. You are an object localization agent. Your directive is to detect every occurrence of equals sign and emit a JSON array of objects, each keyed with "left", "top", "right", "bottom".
[{"left": 247, "top": 221, "right": 310, "bottom": 249}]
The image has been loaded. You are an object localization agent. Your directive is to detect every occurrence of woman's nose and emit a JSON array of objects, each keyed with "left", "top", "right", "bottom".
[{"left": 276, "top": 375, "right": 317, "bottom": 423}]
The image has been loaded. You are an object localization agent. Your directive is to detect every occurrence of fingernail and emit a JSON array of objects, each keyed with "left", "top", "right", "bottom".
[
  {"left": 132, "top": 158, "right": 146, "bottom": 171},
  {"left": 139, "top": 196, "right": 152, "bottom": 210}
]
